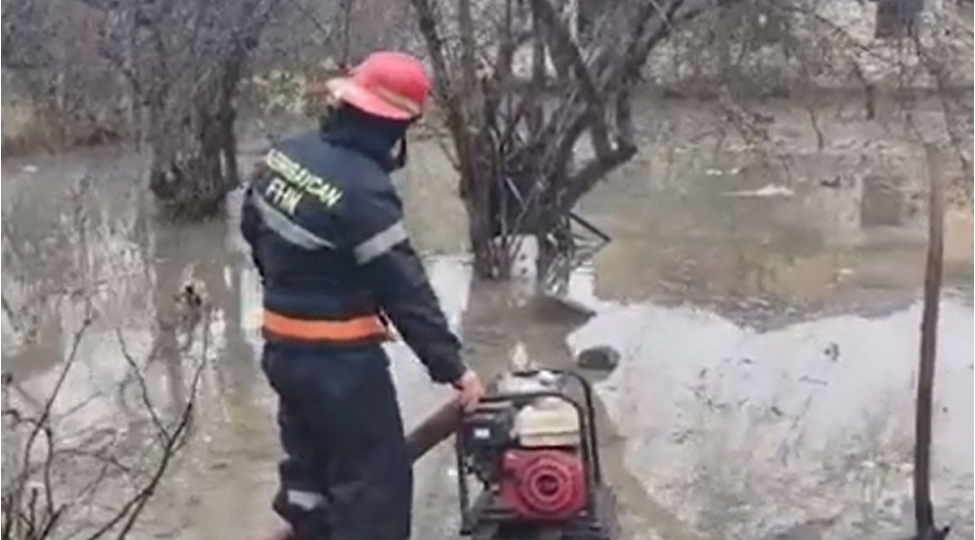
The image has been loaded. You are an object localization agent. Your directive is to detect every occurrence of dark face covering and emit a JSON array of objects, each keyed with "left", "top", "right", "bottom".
[
  {"left": 392, "top": 137, "right": 408, "bottom": 171},
  {"left": 319, "top": 104, "right": 414, "bottom": 172}
]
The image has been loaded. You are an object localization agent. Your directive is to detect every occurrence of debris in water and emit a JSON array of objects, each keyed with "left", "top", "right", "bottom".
[
  {"left": 823, "top": 342, "right": 840, "bottom": 362},
  {"left": 723, "top": 184, "right": 795, "bottom": 198},
  {"left": 575, "top": 345, "right": 621, "bottom": 371},
  {"left": 510, "top": 342, "right": 531, "bottom": 371},
  {"left": 21, "top": 164, "right": 38, "bottom": 173},
  {"left": 819, "top": 176, "right": 843, "bottom": 189}
]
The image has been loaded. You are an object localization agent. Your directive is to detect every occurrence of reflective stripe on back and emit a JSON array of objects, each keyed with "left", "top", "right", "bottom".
[{"left": 252, "top": 190, "right": 334, "bottom": 250}]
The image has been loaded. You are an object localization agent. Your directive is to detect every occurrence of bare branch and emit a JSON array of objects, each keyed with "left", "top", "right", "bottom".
[
  {"left": 607, "top": 0, "right": 717, "bottom": 90},
  {"left": 111, "top": 361, "right": 205, "bottom": 540},
  {"left": 559, "top": 141, "right": 638, "bottom": 214},
  {"left": 529, "top": 0, "right": 610, "bottom": 157},
  {"left": 912, "top": 32, "right": 974, "bottom": 178},
  {"left": 11, "top": 303, "right": 97, "bottom": 516},
  {"left": 115, "top": 330, "right": 167, "bottom": 440},
  {"left": 408, "top": 0, "right": 462, "bottom": 130},
  {"left": 77, "top": 309, "right": 211, "bottom": 540}
]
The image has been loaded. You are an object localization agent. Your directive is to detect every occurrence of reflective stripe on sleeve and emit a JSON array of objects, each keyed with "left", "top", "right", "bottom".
[
  {"left": 353, "top": 220, "right": 407, "bottom": 264},
  {"left": 286, "top": 489, "right": 325, "bottom": 511}
]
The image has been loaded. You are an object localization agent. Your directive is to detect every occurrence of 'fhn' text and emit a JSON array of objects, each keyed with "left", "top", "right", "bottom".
[{"left": 263, "top": 149, "right": 344, "bottom": 214}]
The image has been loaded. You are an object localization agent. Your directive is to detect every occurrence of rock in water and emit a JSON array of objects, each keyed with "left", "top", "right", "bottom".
[
  {"left": 575, "top": 345, "right": 621, "bottom": 371},
  {"left": 531, "top": 293, "right": 597, "bottom": 327}
]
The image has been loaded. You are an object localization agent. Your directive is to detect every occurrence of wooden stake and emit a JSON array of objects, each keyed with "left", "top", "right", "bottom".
[{"left": 912, "top": 144, "right": 950, "bottom": 540}]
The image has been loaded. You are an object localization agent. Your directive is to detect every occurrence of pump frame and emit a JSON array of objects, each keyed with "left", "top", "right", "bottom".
[{"left": 454, "top": 369, "right": 617, "bottom": 540}]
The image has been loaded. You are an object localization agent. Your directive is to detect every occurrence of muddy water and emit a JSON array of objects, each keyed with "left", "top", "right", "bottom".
[
  {"left": 2, "top": 98, "right": 973, "bottom": 540},
  {"left": 569, "top": 298, "right": 974, "bottom": 540}
]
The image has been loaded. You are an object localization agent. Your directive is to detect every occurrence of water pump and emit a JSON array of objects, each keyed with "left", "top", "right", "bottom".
[{"left": 456, "top": 370, "right": 618, "bottom": 540}]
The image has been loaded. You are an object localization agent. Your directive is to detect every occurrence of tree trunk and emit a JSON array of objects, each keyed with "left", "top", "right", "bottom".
[
  {"left": 465, "top": 190, "right": 497, "bottom": 279},
  {"left": 461, "top": 135, "right": 506, "bottom": 279},
  {"left": 457, "top": 0, "right": 509, "bottom": 279},
  {"left": 147, "top": 91, "right": 233, "bottom": 220},
  {"left": 219, "top": 84, "right": 240, "bottom": 190},
  {"left": 136, "top": 0, "right": 278, "bottom": 222}
]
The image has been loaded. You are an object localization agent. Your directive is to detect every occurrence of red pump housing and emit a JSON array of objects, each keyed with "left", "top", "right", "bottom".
[{"left": 499, "top": 449, "right": 587, "bottom": 521}]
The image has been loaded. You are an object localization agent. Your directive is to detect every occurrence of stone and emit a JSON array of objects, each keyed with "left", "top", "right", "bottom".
[
  {"left": 531, "top": 293, "right": 597, "bottom": 327},
  {"left": 575, "top": 345, "right": 621, "bottom": 371}
]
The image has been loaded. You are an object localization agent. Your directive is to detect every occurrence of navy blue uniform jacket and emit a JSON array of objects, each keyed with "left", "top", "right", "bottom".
[{"left": 240, "top": 125, "right": 466, "bottom": 385}]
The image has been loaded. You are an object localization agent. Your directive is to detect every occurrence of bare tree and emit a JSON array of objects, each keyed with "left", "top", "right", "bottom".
[
  {"left": 73, "top": 0, "right": 282, "bottom": 219},
  {"left": 405, "top": 0, "right": 972, "bottom": 286},
  {"left": 1, "top": 0, "right": 284, "bottom": 217},
  {"left": 408, "top": 0, "right": 716, "bottom": 282},
  {"left": 1, "top": 0, "right": 129, "bottom": 151}
]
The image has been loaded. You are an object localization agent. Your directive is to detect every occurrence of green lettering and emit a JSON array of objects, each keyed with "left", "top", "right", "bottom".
[
  {"left": 265, "top": 178, "right": 303, "bottom": 215},
  {"left": 283, "top": 159, "right": 299, "bottom": 182},
  {"left": 295, "top": 168, "right": 314, "bottom": 191},
  {"left": 305, "top": 175, "right": 324, "bottom": 199},
  {"left": 265, "top": 150, "right": 287, "bottom": 177},
  {"left": 321, "top": 184, "right": 343, "bottom": 207},
  {"left": 265, "top": 177, "right": 286, "bottom": 199},
  {"left": 278, "top": 187, "right": 304, "bottom": 214},
  {"left": 264, "top": 149, "right": 344, "bottom": 209}
]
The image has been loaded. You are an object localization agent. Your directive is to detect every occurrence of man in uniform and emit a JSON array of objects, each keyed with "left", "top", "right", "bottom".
[{"left": 240, "top": 51, "right": 484, "bottom": 540}]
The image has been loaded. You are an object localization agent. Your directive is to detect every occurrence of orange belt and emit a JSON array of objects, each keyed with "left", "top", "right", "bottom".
[{"left": 262, "top": 309, "right": 389, "bottom": 342}]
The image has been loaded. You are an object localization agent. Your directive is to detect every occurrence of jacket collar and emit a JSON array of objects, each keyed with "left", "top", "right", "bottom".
[{"left": 319, "top": 106, "right": 409, "bottom": 173}]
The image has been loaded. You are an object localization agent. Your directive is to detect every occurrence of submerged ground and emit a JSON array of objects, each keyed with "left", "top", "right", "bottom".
[{"left": 2, "top": 96, "right": 972, "bottom": 540}]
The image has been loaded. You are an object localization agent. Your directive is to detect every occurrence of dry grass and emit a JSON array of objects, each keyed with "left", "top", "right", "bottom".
[
  {"left": 1, "top": 102, "right": 53, "bottom": 155},
  {"left": 1, "top": 101, "right": 123, "bottom": 157}
]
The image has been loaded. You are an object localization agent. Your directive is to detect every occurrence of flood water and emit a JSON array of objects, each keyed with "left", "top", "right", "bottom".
[{"left": 1, "top": 97, "right": 972, "bottom": 540}]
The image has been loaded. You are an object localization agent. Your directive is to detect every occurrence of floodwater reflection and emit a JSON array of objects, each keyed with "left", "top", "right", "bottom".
[{"left": 2, "top": 96, "right": 972, "bottom": 538}]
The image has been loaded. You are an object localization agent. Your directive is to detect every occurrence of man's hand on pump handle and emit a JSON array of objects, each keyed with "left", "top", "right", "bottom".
[{"left": 453, "top": 368, "right": 485, "bottom": 412}]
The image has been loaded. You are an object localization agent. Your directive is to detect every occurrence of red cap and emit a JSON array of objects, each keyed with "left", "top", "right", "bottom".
[{"left": 324, "top": 51, "right": 430, "bottom": 121}]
